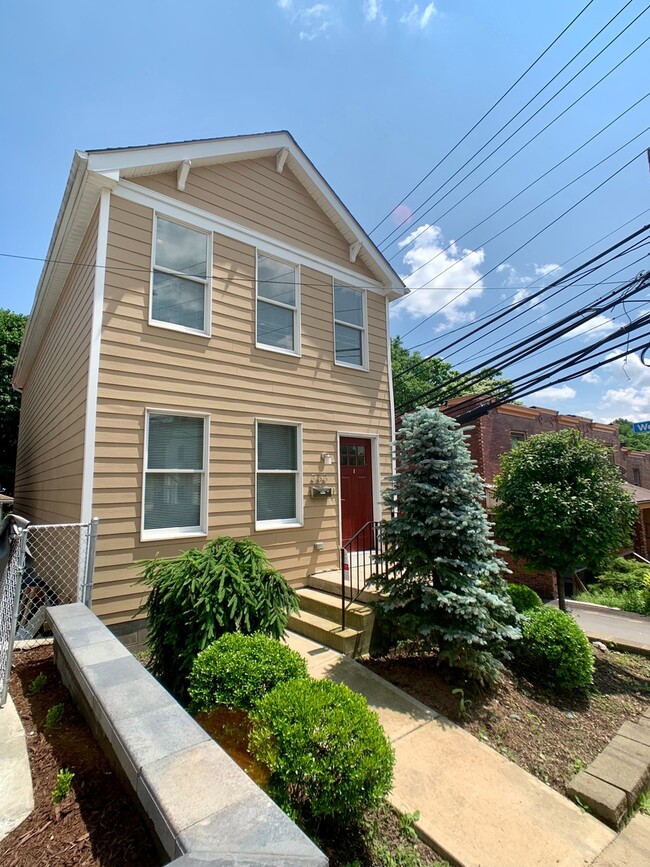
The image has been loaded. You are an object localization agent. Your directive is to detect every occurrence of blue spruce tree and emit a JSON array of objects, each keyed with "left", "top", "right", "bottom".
[{"left": 376, "top": 407, "right": 520, "bottom": 684}]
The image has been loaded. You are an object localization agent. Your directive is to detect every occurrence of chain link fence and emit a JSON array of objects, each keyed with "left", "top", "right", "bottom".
[{"left": 0, "top": 517, "right": 98, "bottom": 707}]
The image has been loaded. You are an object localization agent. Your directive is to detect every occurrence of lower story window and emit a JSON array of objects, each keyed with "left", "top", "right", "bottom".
[
  {"left": 143, "top": 412, "right": 207, "bottom": 536},
  {"left": 256, "top": 422, "right": 301, "bottom": 526}
]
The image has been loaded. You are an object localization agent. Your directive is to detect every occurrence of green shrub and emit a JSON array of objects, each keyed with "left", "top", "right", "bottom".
[
  {"left": 51, "top": 768, "right": 74, "bottom": 804},
  {"left": 250, "top": 679, "right": 394, "bottom": 823},
  {"left": 594, "top": 557, "right": 650, "bottom": 592},
  {"left": 576, "top": 586, "right": 650, "bottom": 617},
  {"left": 513, "top": 607, "right": 594, "bottom": 690},
  {"left": 507, "top": 583, "right": 543, "bottom": 613},
  {"left": 45, "top": 703, "right": 65, "bottom": 731},
  {"left": 188, "top": 633, "right": 308, "bottom": 712},
  {"left": 138, "top": 537, "right": 299, "bottom": 698}
]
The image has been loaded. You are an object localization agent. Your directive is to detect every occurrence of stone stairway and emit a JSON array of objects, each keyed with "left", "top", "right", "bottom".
[{"left": 287, "top": 570, "right": 379, "bottom": 657}]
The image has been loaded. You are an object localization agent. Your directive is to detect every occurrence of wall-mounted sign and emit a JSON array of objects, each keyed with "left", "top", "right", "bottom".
[{"left": 632, "top": 421, "right": 650, "bottom": 433}]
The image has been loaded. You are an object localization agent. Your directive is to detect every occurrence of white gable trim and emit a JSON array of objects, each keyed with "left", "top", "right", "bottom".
[{"left": 114, "top": 180, "right": 389, "bottom": 294}]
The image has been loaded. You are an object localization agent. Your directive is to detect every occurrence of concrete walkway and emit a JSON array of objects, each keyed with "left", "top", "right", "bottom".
[
  {"left": 286, "top": 632, "right": 617, "bottom": 867},
  {"left": 0, "top": 695, "right": 33, "bottom": 841}
]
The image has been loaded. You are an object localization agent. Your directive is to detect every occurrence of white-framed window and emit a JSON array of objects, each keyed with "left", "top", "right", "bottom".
[
  {"left": 256, "top": 252, "right": 300, "bottom": 354},
  {"left": 510, "top": 431, "right": 526, "bottom": 450},
  {"left": 142, "top": 411, "right": 209, "bottom": 540},
  {"left": 334, "top": 282, "right": 367, "bottom": 369},
  {"left": 150, "top": 215, "right": 211, "bottom": 335},
  {"left": 256, "top": 421, "right": 302, "bottom": 529}
]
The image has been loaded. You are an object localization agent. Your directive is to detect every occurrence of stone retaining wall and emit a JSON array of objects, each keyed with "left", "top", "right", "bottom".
[{"left": 47, "top": 603, "right": 327, "bottom": 866}]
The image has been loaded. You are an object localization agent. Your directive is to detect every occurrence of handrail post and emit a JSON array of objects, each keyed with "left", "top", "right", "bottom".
[{"left": 341, "top": 546, "right": 346, "bottom": 630}]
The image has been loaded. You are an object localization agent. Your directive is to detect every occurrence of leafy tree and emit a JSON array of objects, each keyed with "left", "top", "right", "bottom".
[
  {"left": 613, "top": 418, "right": 650, "bottom": 452},
  {"left": 391, "top": 336, "right": 513, "bottom": 414},
  {"left": 0, "top": 309, "right": 27, "bottom": 493},
  {"left": 493, "top": 430, "right": 637, "bottom": 611},
  {"left": 374, "top": 406, "right": 520, "bottom": 685}
]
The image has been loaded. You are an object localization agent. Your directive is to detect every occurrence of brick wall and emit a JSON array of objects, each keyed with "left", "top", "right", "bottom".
[{"left": 501, "top": 550, "right": 557, "bottom": 599}]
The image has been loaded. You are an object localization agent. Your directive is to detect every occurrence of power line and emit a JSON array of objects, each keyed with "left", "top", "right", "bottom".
[
  {"left": 378, "top": 1, "right": 647, "bottom": 251},
  {"left": 368, "top": 0, "right": 598, "bottom": 236}
]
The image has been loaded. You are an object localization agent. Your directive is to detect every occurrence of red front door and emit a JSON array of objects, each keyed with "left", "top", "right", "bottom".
[{"left": 340, "top": 437, "right": 374, "bottom": 548}]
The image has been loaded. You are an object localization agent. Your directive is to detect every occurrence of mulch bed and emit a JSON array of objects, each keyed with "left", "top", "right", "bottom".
[
  {"left": 0, "top": 646, "right": 160, "bottom": 867},
  {"left": 364, "top": 646, "right": 650, "bottom": 794}
]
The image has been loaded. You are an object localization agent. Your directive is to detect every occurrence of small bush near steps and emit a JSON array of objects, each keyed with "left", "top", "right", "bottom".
[
  {"left": 250, "top": 678, "right": 394, "bottom": 825},
  {"left": 513, "top": 607, "right": 594, "bottom": 690},
  {"left": 188, "top": 632, "right": 308, "bottom": 712},
  {"left": 137, "top": 536, "right": 299, "bottom": 697},
  {"left": 506, "top": 583, "right": 543, "bottom": 614}
]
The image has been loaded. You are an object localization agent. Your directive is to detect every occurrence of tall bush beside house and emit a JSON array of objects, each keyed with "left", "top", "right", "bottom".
[
  {"left": 374, "top": 407, "right": 520, "bottom": 685},
  {"left": 138, "top": 537, "right": 299, "bottom": 698},
  {"left": 493, "top": 430, "right": 637, "bottom": 611}
]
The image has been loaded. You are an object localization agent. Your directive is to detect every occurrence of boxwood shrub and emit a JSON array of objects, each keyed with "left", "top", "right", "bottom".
[
  {"left": 514, "top": 607, "right": 594, "bottom": 690},
  {"left": 250, "top": 678, "right": 394, "bottom": 823},
  {"left": 188, "top": 633, "right": 308, "bottom": 712},
  {"left": 507, "top": 583, "right": 543, "bottom": 613}
]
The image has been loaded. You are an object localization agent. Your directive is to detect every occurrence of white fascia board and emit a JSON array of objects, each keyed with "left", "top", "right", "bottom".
[
  {"left": 86, "top": 132, "right": 405, "bottom": 297},
  {"left": 114, "top": 179, "right": 389, "bottom": 294}
]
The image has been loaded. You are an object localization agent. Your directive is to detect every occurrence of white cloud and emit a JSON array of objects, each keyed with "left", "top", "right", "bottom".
[
  {"left": 277, "top": 1, "right": 334, "bottom": 39},
  {"left": 596, "top": 386, "right": 650, "bottom": 423},
  {"left": 363, "top": 0, "right": 385, "bottom": 23},
  {"left": 567, "top": 313, "right": 616, "bottom": 340},
  {"left": 394, "top": 224, "right": 485, "bottom": 327},
  {"left": 497, "top": 261, "right": 559, "bottom": 310},
  {"left": 582, "top": 371, "right": 601, "bottom": 384},
  {"left": 400, "top": 2, "right": 437, "bottom": 30},
  {"left": 529, "top": 385, "right": 576, "bottom": 404},
  {"left": 535, "top": 263, "right": 560, "bottom": 278}
]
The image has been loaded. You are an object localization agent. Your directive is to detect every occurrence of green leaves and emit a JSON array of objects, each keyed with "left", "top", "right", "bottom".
[
  {"left": 137, "top": 537, "right": 299, "bottom": 698},
  {"left": 513, "top": 607, "right": 594, "bottom": 690},
  {"left": 493, "top": 430, "right": 637, "bottom": 575},
  {"left": 0, "top": 308, "right": 27, "bottom": 492}
]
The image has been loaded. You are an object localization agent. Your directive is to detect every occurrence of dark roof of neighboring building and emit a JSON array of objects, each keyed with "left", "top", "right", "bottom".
[{"left": 624, "top": 483, "right": 650, "bottom": 505}]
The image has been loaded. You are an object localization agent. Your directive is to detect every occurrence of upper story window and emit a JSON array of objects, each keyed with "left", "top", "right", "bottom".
[
  {"left": 334, "top": 283, "right": 366, "bottom": 369},
  {"left": 510, "top": 431, "right": 526, "bottom": 450},
  {"left": 143, "top": 411, "right": 208, "bottom": 539},
  {"left": 151, "top": 216, "right": 211, "bottom": 334},
  {"left": 256, "top": 253, "right": 299, "bottom": 354}
]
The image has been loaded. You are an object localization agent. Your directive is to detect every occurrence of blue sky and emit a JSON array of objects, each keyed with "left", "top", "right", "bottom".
[{"left": 2, "top": 0, "right": 649, "bottom": 422}]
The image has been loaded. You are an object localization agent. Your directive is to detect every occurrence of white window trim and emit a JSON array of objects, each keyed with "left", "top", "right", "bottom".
[
  {"left": 149, "top": 212, "right": 213, "bottom": 338},
  {"left": 141, "top": 408, "right": 210, "bottom": 542},
  {"left": 333, "top": 280, "right": 369, "bottom": 371},
  {"left": 255, "top": 250, "right": 302, "bottom": 357},
  {"left": 255, "top": 419, "right": 304, "bottom": 531}
]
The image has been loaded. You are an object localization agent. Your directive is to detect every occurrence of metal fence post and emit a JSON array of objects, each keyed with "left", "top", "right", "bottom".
[{"left": 82, "top": 517, "right": 99, "bottom": 609}]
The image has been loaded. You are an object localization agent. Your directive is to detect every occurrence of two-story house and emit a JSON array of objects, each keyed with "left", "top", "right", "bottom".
[{"left": 13, "top": 132, "right": 405, "bottom": 646}]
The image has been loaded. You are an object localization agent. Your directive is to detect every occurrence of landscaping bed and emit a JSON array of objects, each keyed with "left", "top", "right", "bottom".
[
  {"left": 0, "top": 645, "right": 160, "bottom": 867},
  {"left": 364, "top": 645, "right": 650, "bottom": 794}
]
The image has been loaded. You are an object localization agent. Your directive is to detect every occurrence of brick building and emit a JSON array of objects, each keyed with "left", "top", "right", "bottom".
[{"left": 441, "top": 397, "right": 650, "bottom": 597}]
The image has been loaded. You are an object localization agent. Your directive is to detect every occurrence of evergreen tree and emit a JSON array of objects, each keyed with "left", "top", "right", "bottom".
[
  {"left": 0, "top": 309, "right": 27, "bottom": 493},
  {"left": 375, "top": 407, "right": 519, "bottom": 685}
]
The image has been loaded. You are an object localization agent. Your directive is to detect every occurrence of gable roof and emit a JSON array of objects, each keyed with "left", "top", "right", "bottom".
[{"left": 14, "top": 132, "right": 405, "bottom": 388}]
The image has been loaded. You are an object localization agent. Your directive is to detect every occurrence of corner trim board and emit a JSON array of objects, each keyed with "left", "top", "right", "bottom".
[{"left": 80, "top": 188, "right": 110, "bottom": 523}]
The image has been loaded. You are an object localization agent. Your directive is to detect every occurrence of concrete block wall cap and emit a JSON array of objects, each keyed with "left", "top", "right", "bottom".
[
  {"left": 588, "top": 741, "right": 650, "bottom": 807},
  {"left": 86, "top": 655, "right": 178, "bottom": 724},
  {"left": 177, "top": 791, "right": 325, "bottom": 863},
  {"left": 69, "top": 637, "right": 131, "bottom": 670},
  {"left": 619, "top": 720, "right": 650, "bottom": 749},
  {"left": 566, "top": 771, "right": 627, "bottom": 827},
  {"left": 46, "top": 603, "right": 89, "bottom": 622},
  {"left": 171, "top": 854, "right": 328, "bottom": 866},
  {"left": 137, "top": 740, "right": 258, "bottom": 852}
]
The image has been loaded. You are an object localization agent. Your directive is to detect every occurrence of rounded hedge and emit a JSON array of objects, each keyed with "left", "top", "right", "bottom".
[
  {"left": 188, "top": 633, "right": 308, "bottom": 712},
  {"left": 514, "top": 607, "right": 594, "bottom": 690},
  {"left": 507, "top": 583, "right": 543, "bottom": 614},
  {"left": 250, "top": 678, "right": 394, "bottom": 822}
]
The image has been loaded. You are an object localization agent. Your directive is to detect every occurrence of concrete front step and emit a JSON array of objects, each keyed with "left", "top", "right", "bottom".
[
  {"left": 286, "top": 608, "right": 366, "bottom": 657},
  {"left": 308, "top": 570, "right": 382, "bottom": 604},
  {"left": 297, "top": 587, "right": 374, "bottom": 632}
]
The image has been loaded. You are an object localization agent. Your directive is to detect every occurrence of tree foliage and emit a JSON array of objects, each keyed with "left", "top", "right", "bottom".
[
  {"left": 391, "top": 336, "right": 512, "bottom": 414},
  {"left": 613, "top": 418, "right": 650, "bottom": 452},
  {"left": 138, "top": 536, "right": 299, "bottom": 698},
  {"left": 0, "top": 309, "right": 28, "bottom": 492},
  {"left": 493, "top": 430, "right": 637, "bottom": 586},
  {"left": 374, "top": 407, "right": 520, "bottom": 685}
]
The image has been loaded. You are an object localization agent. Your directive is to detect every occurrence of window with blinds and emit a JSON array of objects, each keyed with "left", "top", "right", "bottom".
[
  {"left": 334, "top": 283, "right": 366, "bottom": 368},
  {"left": 256, "top": 253, "right": 299, "bottom": 353},
  {"left": 143, "top": 412, "right": 207, "bottom": 536},
  {"left": 151, "top": 216, "right": 210, "bottom": 333},
  {"left": 256, "top": 422, "right": 301, "bottom": 526}
]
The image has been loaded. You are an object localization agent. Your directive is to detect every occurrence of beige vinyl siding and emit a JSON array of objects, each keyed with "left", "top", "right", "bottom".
[
  {"left": 132, "top": 157, "right": 377, "bottom": 282},
  {"left": 13, "top": 207, "right": 98, "bottom": 523},
  {"left": 92, "top": 193, "right": 391, "bottom": 626}
]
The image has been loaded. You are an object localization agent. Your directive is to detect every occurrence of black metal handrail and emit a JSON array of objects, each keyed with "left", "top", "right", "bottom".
[{"left": 340, "top": 520, "right": 387, "bottom": 630}]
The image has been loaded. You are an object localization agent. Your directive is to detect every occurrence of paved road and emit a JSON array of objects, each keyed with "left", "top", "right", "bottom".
[{"left": 551, "top": 599, "right": 650, "bottom": 654}]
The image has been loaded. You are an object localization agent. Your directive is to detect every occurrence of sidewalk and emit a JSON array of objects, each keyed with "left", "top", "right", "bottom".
[
  {"left": 286, "top": 632, "right": 617, "bottom": 867},
  {"left": 0, "top": 695, "right": 33, "bottom": 842}
]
